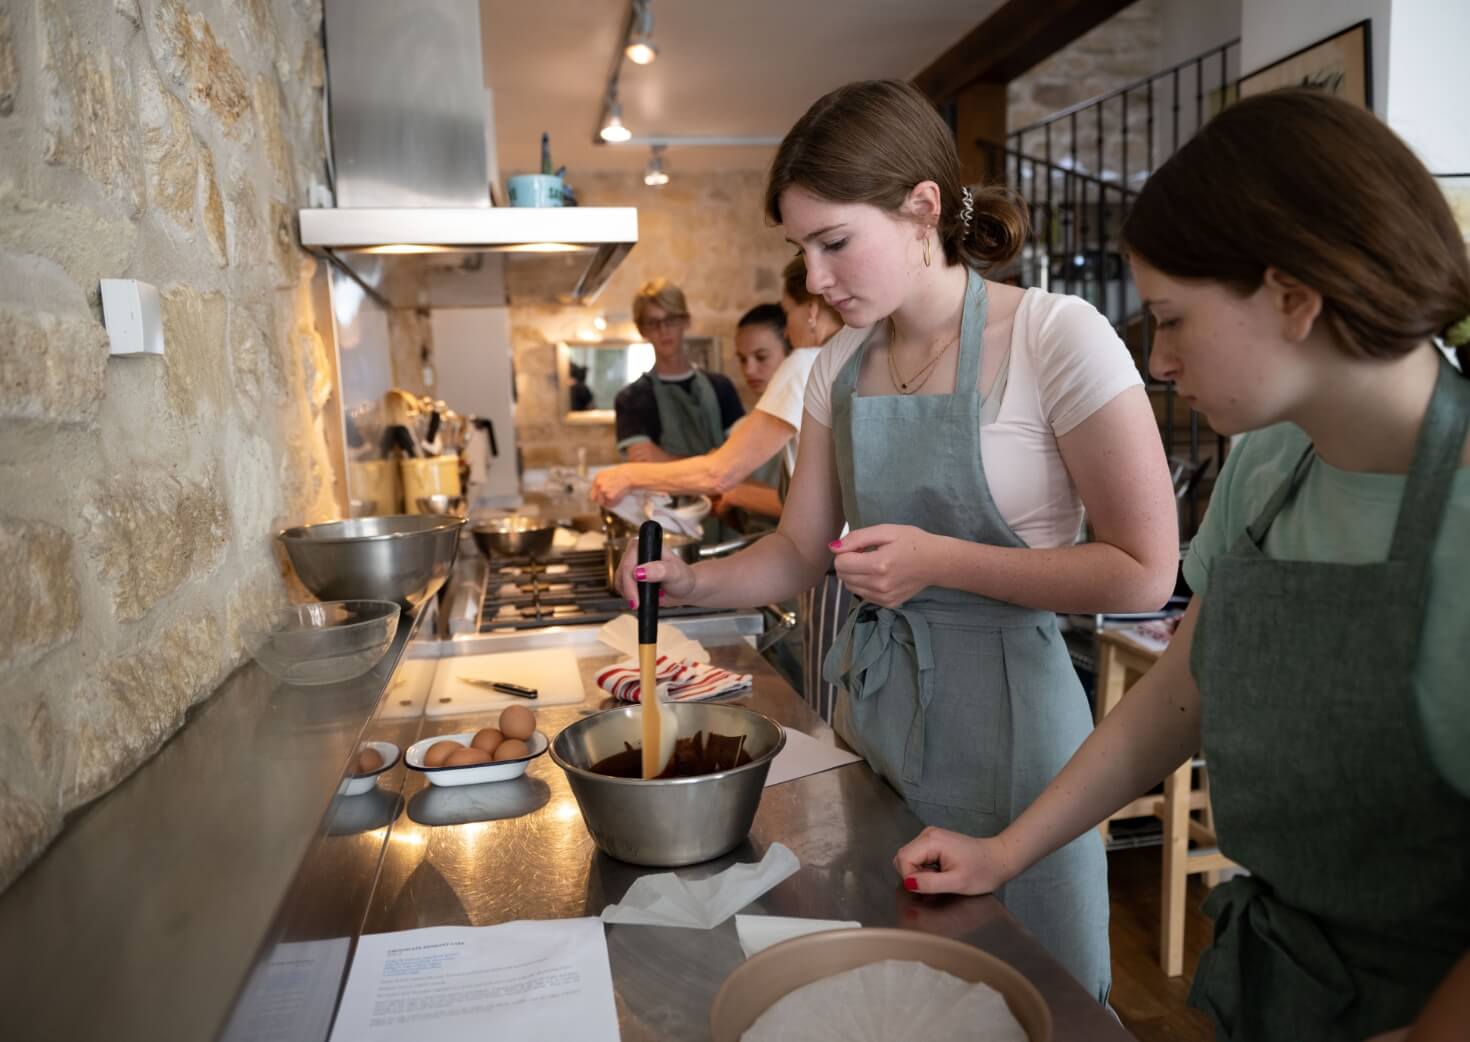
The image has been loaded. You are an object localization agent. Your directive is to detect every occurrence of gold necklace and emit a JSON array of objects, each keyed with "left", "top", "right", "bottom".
[{"left": 885, "top": 330, "right": 957, "bottom": 394}]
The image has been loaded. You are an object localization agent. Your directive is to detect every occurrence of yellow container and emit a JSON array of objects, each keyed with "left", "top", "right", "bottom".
[
  {"left": 401, "top": 455, "right": 462, "bottom": 514},
  {"left": 349, "top": 459, "right": 401, "bottom": 516}
]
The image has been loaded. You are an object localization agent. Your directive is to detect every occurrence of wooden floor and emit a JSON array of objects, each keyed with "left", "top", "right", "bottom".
[{"left": 1106, "top": 845, "right": 1216, "bottom": 1042}]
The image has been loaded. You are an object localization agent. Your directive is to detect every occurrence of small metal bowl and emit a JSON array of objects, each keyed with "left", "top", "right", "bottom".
[
  {"left": 416, "top": 494, "right": 467, "bottom": 517},
  {"left": 246, "top": 600, "right": 401, "bottom": 686},
  {"left": 470, "top": 515, "right": 557, "bottom": 559},
  {"left": 551, "top": 701, "right": 786, "bottom": 867}
]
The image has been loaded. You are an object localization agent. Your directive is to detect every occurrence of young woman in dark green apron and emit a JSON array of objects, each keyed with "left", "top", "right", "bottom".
[
  {"left": 896, "top": 90, "right": 1470, "bottom": 1041},
  {"left": 614, "top": 80, "right": 1181, "bottom": 1002}
]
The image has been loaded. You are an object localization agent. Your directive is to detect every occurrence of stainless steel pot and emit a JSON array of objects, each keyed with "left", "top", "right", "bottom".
[
  {"left": 550, "top": 701, "right": 786, "bottom": 866},
  {"left": 278, "top": 515, "right": 466, "bottom": 608},
  {"left": 470, "top": 516, "right": 556, "bottom": 559}
]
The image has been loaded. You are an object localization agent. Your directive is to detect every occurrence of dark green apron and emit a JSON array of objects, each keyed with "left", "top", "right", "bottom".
[
  {"left": 649, "top": 369, "right": 733, "bottom": 541},
  {"left": 649, "top": 369, "right": 725, "bottom": 458},
  {"left": 822, "top": 269, "right": 1111, "bottom": 999},
  {"left": 1190, "top": 357, "right": 1470, "bottom": 1041}
]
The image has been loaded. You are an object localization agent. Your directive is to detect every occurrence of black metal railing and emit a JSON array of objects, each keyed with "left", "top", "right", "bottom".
[{"left": 987, "top": 40, "right": 1240, "bottom": 537}]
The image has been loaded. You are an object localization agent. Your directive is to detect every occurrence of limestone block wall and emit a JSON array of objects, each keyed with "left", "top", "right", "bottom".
[
  {"left": 512, "top": 168, "right": 792, "bottom": 470},
  {"left": 0, "top": 0, "right": 335, "bottom": 892}
]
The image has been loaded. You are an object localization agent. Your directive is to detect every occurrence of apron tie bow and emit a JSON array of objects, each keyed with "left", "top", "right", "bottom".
[
  {"left": 824, "top": 601, "right": 936, "bottom": 785},
  {"left": 1192, "top": 876, "right": 1355, "bottom": 1039}
]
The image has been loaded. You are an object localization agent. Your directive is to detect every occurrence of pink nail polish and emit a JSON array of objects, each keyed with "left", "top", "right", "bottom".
[
  {"left": 828, "top": 540, "right": 842, "bottom": 550},
  {"left": 658, "top": 590, "right": 666, "bottom": 600},
  {"left": 903, "top": 876, "right": 919, "bottom": 892},
  {"left": 634, "top": 566, "right": 647, "bottom": 581},
  {"left": 628, "top": 599, "right": 637, "bottom": 609}
]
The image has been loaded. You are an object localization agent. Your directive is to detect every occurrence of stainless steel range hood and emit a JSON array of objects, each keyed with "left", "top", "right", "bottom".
[{"left": 301, "top": 0, "right": 636, "bottom": 308}]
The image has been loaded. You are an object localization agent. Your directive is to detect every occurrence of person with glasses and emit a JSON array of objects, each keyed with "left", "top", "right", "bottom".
[{"left": 612, "top": 279, "right": 746, "bottom": 467}]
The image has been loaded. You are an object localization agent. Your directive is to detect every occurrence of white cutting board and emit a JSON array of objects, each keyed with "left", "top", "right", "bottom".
[{"left": 426, "top": 648, "right": 586, "bottom": 717}]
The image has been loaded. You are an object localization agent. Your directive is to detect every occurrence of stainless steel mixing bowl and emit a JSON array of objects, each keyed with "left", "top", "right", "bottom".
[
  {"left": 551, "top": 701, "right": 786, "bottom": 867},
  {"left": 470, "top": 515, "right": 557, "bottom": 559},
  {"left": 278, "top": 515, "right": 466, "bottom": 608}
]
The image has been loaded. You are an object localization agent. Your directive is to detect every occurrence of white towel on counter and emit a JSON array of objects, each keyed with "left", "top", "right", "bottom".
[
  {"left": 600, "top": 843, "right": 800, "bottom": 930},
  {"left": 596, "top": 654, "right": 752, "bottom": 702}
]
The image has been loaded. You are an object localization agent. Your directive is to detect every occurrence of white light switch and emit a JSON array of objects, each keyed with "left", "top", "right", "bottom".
[{"left": 100, "top": 278, "right": 164, "bottom": 357}]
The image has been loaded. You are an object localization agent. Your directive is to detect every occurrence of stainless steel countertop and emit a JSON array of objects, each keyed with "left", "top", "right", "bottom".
[
  {"left": 3, "top": 613, "right": 1132, "bottom": 1042},
  {"left": 0, "top": 605, "right": 432, "bottom": 1042},
  {"left": 230, "top": 642, "right": 1133, "bottom": 1041}
]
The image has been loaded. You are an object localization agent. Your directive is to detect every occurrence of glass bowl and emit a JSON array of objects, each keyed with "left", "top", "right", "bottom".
[{"left": 248, "top": 600, "right": 401, "bottom": 686}]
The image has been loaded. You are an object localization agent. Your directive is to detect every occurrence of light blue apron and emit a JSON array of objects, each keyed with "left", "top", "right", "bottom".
[{"left": 823, "top": 270, "right": 1111, "bottom": 999}]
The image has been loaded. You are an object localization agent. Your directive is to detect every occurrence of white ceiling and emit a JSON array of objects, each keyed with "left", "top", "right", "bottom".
[{"left": 480, "top": 0, "right": 1006, "bottom": 178}]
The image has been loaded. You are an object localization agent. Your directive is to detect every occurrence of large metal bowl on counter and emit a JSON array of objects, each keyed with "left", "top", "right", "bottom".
[
  {"left": 278, "top": 514, "right": 466, "bottom": 608},
  {"left": 470, "top": 515, "right": 557, "bottom": 559},
  {"left": 551, "top": 701, "right": 786, "bottom": 867}
]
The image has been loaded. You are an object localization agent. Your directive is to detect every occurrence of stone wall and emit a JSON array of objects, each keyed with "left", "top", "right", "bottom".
[
  {"left": 0, "top": 0, "right": 335, "bottom": 892},
  {"left": 512, "top": 167, "right": 791, "bottom": 470}
]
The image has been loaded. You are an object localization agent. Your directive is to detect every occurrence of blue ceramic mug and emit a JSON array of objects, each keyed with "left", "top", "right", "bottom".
[{"left": 507, "top": 174, "right": 565, "bottom": 208}]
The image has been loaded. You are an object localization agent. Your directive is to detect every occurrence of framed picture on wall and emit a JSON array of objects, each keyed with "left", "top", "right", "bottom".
[{"left": 1238, "top": 19, "right": 1373, "bottom": 111}]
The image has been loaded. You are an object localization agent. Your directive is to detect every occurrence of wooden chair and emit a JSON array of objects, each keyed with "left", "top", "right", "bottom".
[{"left": 1093, "top": 626, "right": 1237, "bottom": 978}]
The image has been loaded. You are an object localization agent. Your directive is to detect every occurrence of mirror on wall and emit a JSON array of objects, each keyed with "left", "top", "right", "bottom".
[{"left": 558, "top": 337, "right": 721, "bottom": 424}]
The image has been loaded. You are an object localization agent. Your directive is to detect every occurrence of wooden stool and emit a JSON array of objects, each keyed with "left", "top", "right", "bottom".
[
  {"left": 1093, "top": 626, "right": 1237, "bottom": 977},
  {"left": 1093, "top": 629, "right": 1165, "bottom": 843}
]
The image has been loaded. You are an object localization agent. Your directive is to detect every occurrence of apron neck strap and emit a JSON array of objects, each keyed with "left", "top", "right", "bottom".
[
  {"left": 1244, "top": 355, "right": 1469, "bottom": 563},
  {"left": 953, "top": 268, "right": 989, "bottom": 393},
  {"left": 1387, "top": 355, "right": 1470, "bottom": 563}
]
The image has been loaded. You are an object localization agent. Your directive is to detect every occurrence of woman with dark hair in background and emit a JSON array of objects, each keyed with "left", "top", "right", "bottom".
[
  {"left": 616, "top": 79, "right": 1179, "bottom": 999},
  {"left": 896, "top": 89, "right": 1470, "bottom": 1042}
]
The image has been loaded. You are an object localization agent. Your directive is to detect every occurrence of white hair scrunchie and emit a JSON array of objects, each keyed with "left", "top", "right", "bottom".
[{"left": 959, "top": 186, "right": 975, "bottom": 229}]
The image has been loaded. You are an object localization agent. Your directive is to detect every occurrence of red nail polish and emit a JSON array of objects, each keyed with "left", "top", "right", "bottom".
[
  {"left": 829, "top": 540, "right": 842, "bottom": 550},
  {"left": 634, "top": 567, "right": 647, "bottom": 581},
  {"left": 903, "top": 876, "right": 919, "bottom": 891},
  {"left": 628, "top": 599, "right": 637, "bottom": 608},
  {"left": 659, "top": 590, "right": 666, "bottom": 600}
]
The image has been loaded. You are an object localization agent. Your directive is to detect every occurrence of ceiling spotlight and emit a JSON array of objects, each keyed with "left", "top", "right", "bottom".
[
  {"left": 600, "top": 97, "right": 632, "bottom": 143},
  {"left": 625, "top": 0, "right": 657, "bottom": 65},
  {"left": 643, "top": 145, "right": 669, "bottom": 186}
]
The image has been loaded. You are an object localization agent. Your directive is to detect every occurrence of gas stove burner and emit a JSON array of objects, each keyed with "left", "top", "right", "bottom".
[{"left": 476, "top": 547, "right": 728, "bottom": 633}]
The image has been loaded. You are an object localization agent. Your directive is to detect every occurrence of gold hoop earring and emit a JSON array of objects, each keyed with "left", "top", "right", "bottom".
[
  {"left": 923, "top": 236, "right": 932, "bottom": 268},
  {"left": 807, "top": 317, "right": 817, "bottom": 331}
]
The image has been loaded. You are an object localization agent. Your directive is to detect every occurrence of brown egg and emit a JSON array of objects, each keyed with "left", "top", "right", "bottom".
[
  {"left": 355, "top": 747, "right": 384, "bottom": 775},
  {"left": 471, "top": 727, "right": 503, "bottom": 755},
  {"left": 493, "top": 738, "right": 530, "bottom": 762},
  {"left": 444, "top": 746, "right": 493, "bottom": 767},
  {"left": 499, "top": 704, "right": 536, "bottom": 741},
  {"left": 423, "top": 740, "right": 462, "bottom": 767}
]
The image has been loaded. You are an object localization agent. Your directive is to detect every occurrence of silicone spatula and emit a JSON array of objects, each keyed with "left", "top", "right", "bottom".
[{"left": 637, "top": 520, "right": 666, "bottom": 779}]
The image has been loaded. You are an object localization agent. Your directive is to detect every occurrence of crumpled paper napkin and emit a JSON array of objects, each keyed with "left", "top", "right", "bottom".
[
  {"left": 606, "top": 492, "right": 704, "bottom": 538},
  {"left": 599, "top": 843, "right": 800, "bottom": 930},
  {"left": 734, "top": 915, "right": 862, "bottom": 957}
]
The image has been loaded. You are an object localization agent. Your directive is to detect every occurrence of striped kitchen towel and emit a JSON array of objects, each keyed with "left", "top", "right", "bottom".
[{"left": 596, "top": 655, "right": 753, "bottom": 703}]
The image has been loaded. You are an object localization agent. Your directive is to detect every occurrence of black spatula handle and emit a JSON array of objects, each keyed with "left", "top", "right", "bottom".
[{"left": 637, "top": 520, "right": 662, "bottom": 645}]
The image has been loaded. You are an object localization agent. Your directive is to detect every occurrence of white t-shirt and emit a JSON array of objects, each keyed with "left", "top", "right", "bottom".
[
  {"left": 753, "top": 347, "right": 822, "bottom": 478},
  {"left": 802, "top": 288, "right": 1141, "bottom": 549}
]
